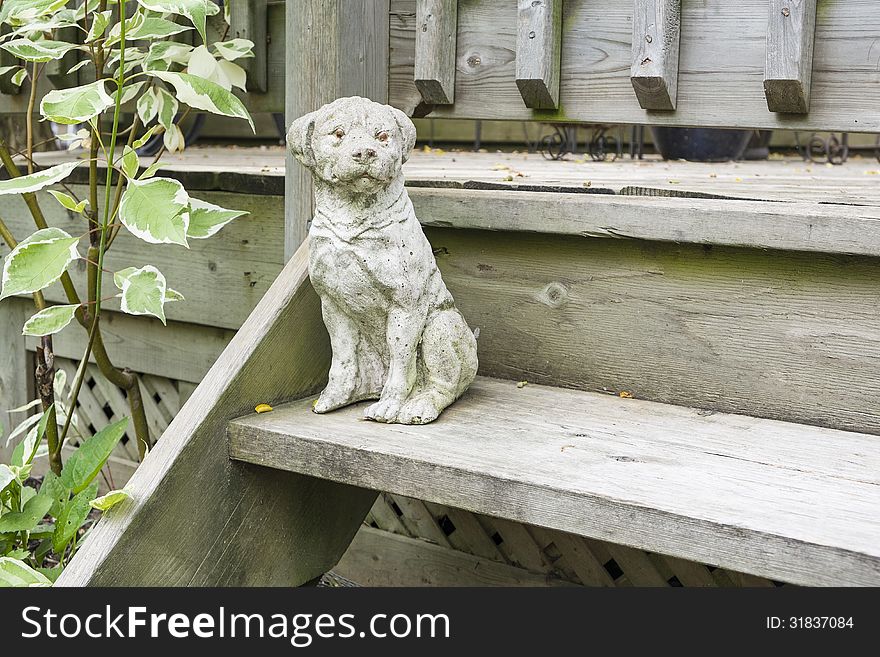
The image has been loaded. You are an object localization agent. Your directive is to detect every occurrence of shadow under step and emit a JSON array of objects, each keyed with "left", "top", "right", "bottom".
[{"left": 227, "top": 376, "right": 880, "bottom": 587}]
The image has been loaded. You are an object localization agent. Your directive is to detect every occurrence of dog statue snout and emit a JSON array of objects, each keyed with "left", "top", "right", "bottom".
[{"left": 351, "top": 147, "right": 378, "bottom": 163}]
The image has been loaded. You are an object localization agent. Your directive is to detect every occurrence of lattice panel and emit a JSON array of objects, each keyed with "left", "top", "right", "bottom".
[
  {"left": 54, "top": 358, "right": 181, "bottom": 465},
  {"left": 366, "top": 493, "right": 781, "bottom": 587}
]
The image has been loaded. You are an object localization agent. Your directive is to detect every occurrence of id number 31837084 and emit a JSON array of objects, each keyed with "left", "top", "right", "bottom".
[{"left": 766, "top": 617, "right": 854, "bottom": 630}]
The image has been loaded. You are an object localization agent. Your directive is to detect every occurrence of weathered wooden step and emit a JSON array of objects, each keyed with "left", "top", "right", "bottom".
[{"left": 228, "top": 376, "right": 880, "bottom": 586}]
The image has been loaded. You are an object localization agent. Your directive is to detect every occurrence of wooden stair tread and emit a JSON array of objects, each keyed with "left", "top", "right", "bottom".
[{"left": 228, "top": 376, "right": 880, "bottom": 585}]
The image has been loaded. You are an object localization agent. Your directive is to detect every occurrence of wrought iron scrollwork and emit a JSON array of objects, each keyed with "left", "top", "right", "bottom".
[
  {"left": 795, "top": 132, "right": 850, "bottom": 165},
  {"left": 538, "top": 125, "right": 577, "bottom": 160}
]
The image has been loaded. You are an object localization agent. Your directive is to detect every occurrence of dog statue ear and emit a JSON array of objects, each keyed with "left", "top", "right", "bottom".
[
  {"left": 390, "top": 107, "right": 417, "bottom": 163},
  {"left": 287, "top": 111, "right": 317, "bottom": 168}
]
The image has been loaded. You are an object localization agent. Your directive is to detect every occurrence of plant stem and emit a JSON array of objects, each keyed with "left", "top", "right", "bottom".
[
  {"left": 25, "top": 62, "right": 39, "bottom": 174},
  {"left": 93, "top": 0, "right": 126, "bottom": 348},
  {"left": 35, "top": 340, "right": 62, "bottom": 475},
  {"left": 0, "top": 216, "right": 16, "bottom": 249},
  {"left": 105, "top": 115, "right": 140, "bottom": 249}
]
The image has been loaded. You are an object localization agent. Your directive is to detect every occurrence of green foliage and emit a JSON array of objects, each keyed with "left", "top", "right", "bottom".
[
  {"left": 0, "top": 161, "right": 81, "bottom": 196},
  {"left": 0, "top": 0, "right": 253, "bottom": 323},
  {"left": 0, "top": 227, "right": 80, "bottom": 300},
  {"left": 0, "top": 0, "right": 256, "bottom": 586},
  {"left": 60, "top": 418, "right": 129, "bottom": 493},
  {"left": 21, "top": 304, "right": 79, "bottom": 337},
  {"left": 0, "top": 403, "right": 127, "bottom": 583},
  {"left": 40, "top": 80, "right": 115, "bottom": 124}
]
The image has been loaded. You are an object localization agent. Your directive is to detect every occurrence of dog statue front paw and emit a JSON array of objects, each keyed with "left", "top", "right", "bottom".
[
  {"left": 313, "top": 382, "right": 358, "bottom": 414},
  {"left": 364, "top": 398, "right": 404, "bottom": 423}
]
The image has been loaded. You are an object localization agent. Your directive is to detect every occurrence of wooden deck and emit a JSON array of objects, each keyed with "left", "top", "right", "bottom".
[
  {"left": 228, "top": 376, "right": 880, "bottom": 587},
  {"left": 29, "top": 146, "right": 880, "bottom": 257},
  {"left": 30, "top": 147, "right": 880, "bottom": 204}
]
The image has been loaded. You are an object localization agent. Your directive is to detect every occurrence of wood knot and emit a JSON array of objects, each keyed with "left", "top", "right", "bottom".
[
  {"left": 466, "top": 54, "right": 481, "bottom": 68},
  {"left": 535, "top": 282, "right": 569, "bottom": 308}
]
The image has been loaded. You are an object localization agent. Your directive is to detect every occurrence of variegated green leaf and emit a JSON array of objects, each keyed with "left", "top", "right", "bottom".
[
  {"left": 135, "top": 0, "right": 219, "bottom": 42},
  {"left": 139, "top": 161, "right": 162, "bottom": 179},
  {"left": 85, "top": 9, "right": 112, "bottom": 42},
  {"left": 143, "top": 41, "right": 192, "bottom": 71},
  {"left": 148, "top": 71, "right": 253, "bottom": 130},
  {"left": 47, "top": 189, "right": 88, "bottom": 214},
  {"left": 40, "top": 81, "right": 114, "bottom": 125},
  {"left": 187, "top": 197, "right": 247, "bottom": 239},
  {"left": 0, "top": 558, "right": 52, "bottom": 587},
  {"left": 89, "top": 489, "right": 130, "bottom": 511},
  {"left": 112, "top": 266, "right": 138, "bottom": 290},
  {"left": 0, "top": 0, "right": 68, "bottom": 25},
  {"left": 0, "top": 161, "right": 79, "bottom": 196},
  {"left": 132, "top": 125, "right": 160, "bottom": 149},
  {"left": 0, "top": 227, "right": 80, "bottom": 300},
  {"left": 0, "top": 464, "right": 15, "bottom": 492},
  {"left": 0, "top": 38, "right": 79, "bottom": 63},
  {"left": 136, "top": 86, "right": 159, "bottom": 125},
  {"left": 67, "top": 59, "right": 92, "bottom": 75},
  {"left": 120, "top": 146, "right": 140, "bottom": 178},
  {"left": 10, "top": 68, "right": 26, "bottom": 87},
  {"left": 105, "top": 12, "right": 146, "bottom": 48},
  {"left": 163, "top": 124, "right": 184, "bottom": 153},
  {"left": 6, "top": 6, "right": 76, "bottom": 33},
  {"left": 213, "top": 38, "right": 254, "bottom": 61},
  {"left": 156, "top": 87, "right": 178, "bottom": 131},
  {"left": 118, "top": 177, "right": 189, "bottom": 246},
  {"left": 187, "top": 45, "right": 246, "bottom": 92},
  {"left": 130, "top": 16, "right": 192, "bottom": 40},
  {"left": 22, "top": 304, "right": 79, "bottom": 337},
  {"left": 118, "top": 265, "right": 167, "bottom": 323},
  {"left": 115, "top": 81, "right": 146, "bottom": 105}
]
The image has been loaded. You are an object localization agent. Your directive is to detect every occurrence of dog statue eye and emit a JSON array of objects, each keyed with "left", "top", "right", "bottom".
[
  {"left": 376, "top": 131, "right": 389, "bottom": 143},
  {"left": 333, "top": 128, "right": 345, "bottom": 139}
]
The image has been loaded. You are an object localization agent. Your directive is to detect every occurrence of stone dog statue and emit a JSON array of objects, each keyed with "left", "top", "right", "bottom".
[{"left": 287, "top": 96, "right": 478, "bottom": 424}]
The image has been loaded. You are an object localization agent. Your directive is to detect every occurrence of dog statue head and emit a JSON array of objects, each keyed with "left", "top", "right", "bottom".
[{"left": 287, "top": 96, "right": 417, "bottom": 196}]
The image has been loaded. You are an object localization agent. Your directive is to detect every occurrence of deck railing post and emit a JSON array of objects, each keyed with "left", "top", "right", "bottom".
[{"left": 284, "top": 0, "right": 390, "bottom": 260}]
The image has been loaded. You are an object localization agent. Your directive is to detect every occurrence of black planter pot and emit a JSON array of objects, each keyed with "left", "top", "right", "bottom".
[{"left": 650, "top": 126, "right": 753, "bottom": 162}]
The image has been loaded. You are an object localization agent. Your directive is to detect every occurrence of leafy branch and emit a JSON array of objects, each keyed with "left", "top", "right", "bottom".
[{"left": 0, "top": 0, "right": 256, "bottom": 584}]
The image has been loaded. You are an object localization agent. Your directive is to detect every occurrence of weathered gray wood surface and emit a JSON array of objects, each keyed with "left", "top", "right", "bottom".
[
  {"left": 389, "top": 0, "right": 880, "bottom": 131},
  {"left": 285, "top": 0, "right": 390, "bottom": 258},
  {"left": 229, "top": 0, "right": 269, "bottom": 93},
  {"left": 412, "top": 187, "right": 880, "bottom": 258},
  {"left": 515, "top": 0, "right": 562, "bottom": 109},
  {"left": 425, "top": 228, "right": 880, "bottom": 435},
  {"left": 23, "top": 308, "right": 233, "bottom": 384},
  {"left": 630, "top": 0, "right": 681, "bottom": 110},
  {"left": 414, "top": 0, "right": 458, "bottom": 104},
  {"left": 229, "top": 376, "right": 880, "bottom": 586},
  {"left": 764, "top": 0, "right": 818, "bottom": 114},
  {"left": 31, "top": 148, "right": 880, "bottom": 207},
  {"left": 58, "top": 242, "right": 377, "bottom": 586},
  {"left": 1, "top": 187, "right": 284, "bottom": 330},
  {"left": 336, "top": 526, "right": 580, "bottom": 586},
  {"left": 0, "top": 299, "right": 29, "bottom": 462}
]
